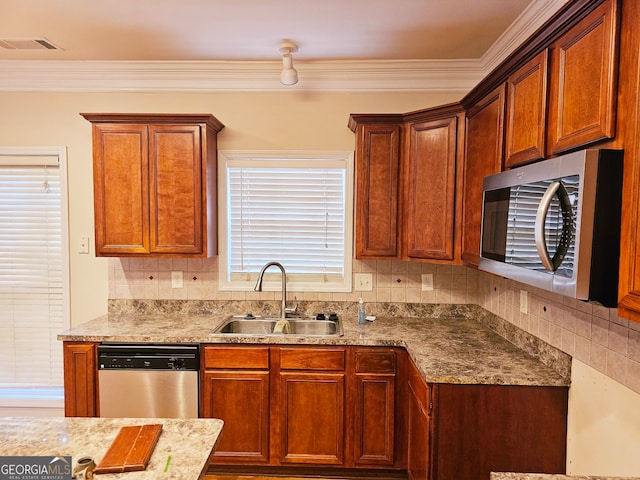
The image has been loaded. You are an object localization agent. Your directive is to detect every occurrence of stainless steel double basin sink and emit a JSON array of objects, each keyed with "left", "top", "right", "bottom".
[{"left": 211, "top": 314, "right": 343, "bottom": 337}]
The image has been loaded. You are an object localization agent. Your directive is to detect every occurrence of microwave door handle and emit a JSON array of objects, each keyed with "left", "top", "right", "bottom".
[{"left": 535, "top": 181, "right": 560, "bottom": 271}]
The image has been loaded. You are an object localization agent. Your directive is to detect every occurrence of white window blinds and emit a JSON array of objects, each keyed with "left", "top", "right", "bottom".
[
  {"left": 0, "top": 148, "right": 69, "bottom": 406},
  {"left": 219, "top": 151, "right": 353, "bottom": 292}
]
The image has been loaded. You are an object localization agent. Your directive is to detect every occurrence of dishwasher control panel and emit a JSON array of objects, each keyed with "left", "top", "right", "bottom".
[{"left": 98, "top": 344, "right": 199, "bottom": 370}]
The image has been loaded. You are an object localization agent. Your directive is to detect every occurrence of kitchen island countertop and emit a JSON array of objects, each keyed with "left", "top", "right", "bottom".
[
  {"left": 58, "top": 309, "right": 570, "bottom": 387},
  {"left": 0, "top": 416, "right": 223, "bottom": 480}
]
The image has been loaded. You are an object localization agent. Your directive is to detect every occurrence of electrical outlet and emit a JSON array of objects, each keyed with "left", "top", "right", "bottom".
[
  {"left": 520, "top": 290, "right": 528, "bottom": 314},
  {"left": 354, "top": 273, "right": 373, "bottom": 291},
  {"left": 421, "top": 273, "right": 434, "bottom": 291},
  {"left": 171, "top": 271, "right": 184, "bottom": 289}
]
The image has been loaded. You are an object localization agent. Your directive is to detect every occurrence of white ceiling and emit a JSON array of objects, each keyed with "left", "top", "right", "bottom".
[{"left": 0, "top": 0, "right": 570, "bottom": 91}]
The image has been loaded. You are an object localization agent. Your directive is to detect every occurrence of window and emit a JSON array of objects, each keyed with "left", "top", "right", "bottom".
[
  {"left": 218, "top": 150, "right": 353, "bottom": 292},
  {"left": 0, "top": 147, "right": 69, "bottom": 408}
]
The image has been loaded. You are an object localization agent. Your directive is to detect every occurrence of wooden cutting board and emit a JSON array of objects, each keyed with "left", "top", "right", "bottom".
[{"left": 94, "top": 424, "right": 162, "bottom": 474}]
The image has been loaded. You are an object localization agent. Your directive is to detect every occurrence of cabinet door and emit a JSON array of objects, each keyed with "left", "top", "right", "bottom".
[
  {"left": 92, "top": 123, "right": 150, "bottom": 255},
  {"left": 461, "top": 84, "right": 506, "bottom": 266},
  {"left": 505, "top": 49, "right": 549, "bottom": 168},
  {"left": 149, "top": 124, "right": 203, "bottom": 254},
  {"left": 62, "top": 342, "right": 97, "bottom": 417},
  {"left": 279, "top": 371, "right": 345, "bottom": 465},
  {"left": 354, "top": 124, "right": 402, "bottom": 259},
  {"left": 407, "top": 362, "right": 431, "bottom": 480},
  {"left": 353, "top": 349, "right": 396, "bottom": 466},
  {"left": 201, "top": 371, "right": 270, "bottom": 463},
  {"left": 547, "top": 0, "right": 619, "bottom": 155},
  {"left": 404, "top": 117, "right": 458, "bottom": 260},
  {"left": 618, "top": 0, "right": 640, "bottom": 323},
  {"left": 201, "top": 346, "right": 270, "bottom": 463}
]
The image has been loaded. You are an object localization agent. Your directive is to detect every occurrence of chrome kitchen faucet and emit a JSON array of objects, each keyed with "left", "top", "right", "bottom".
[{"left": 254, "top": 261, "right": 288, "bottom": 320}]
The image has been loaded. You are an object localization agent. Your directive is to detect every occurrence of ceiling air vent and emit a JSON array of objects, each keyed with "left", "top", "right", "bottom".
[{"left": 0, "top": 38, "right": 59, "bottom": 50}]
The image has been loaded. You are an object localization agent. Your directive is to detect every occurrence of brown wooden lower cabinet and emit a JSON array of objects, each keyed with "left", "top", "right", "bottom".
[
  {"left": 200, "top": 346, "right": 271, "bottom": 464},
  {"left": 352, "top": 348, "right": 399, "bottom": 467},
  {"left": 63, "top": 342, "right": 568, "bottom": 478},
  {"left": 279, "top": 371, "right": 345, "bottom": 465},
  {"left": 201, "top": 370, "right": 270, "bottom": 462},
  {"left": 407, "top": 357, "right": 432, "bottom": 480},
  {"left": 203, "top": 345, "right": 403, "bottom": 470},
  {"left": 430, "top": 383, "right": 568, "bottom": 479},
  {"left": 406, "top": 357, "right": 568, "bottom": 480},
  {"left": 62, "top": 341, "right": 98, "bottom": 417},
  {"left": 278, "top": 347, "right": 346, "bottom": 465}
]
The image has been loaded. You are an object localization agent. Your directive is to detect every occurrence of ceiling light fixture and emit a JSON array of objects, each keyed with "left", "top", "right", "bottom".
[{"left": 279, "top": 40, "right": 299, "bottom": 86}]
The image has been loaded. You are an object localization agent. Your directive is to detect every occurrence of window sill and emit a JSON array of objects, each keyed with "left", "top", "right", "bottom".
[{"left": 0, "top": 387, "right": 64, "bottom": 408}]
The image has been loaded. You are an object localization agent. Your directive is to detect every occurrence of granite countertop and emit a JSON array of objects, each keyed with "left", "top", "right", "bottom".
[
  {"left": 58, "top": 309, "right": 570, "bottom": 387},
  {"left": 0, "top": 417, "right": 223, "bottom": 480},
  {"left": 491, "top": 474, "right": 640, "bottom": 480}
]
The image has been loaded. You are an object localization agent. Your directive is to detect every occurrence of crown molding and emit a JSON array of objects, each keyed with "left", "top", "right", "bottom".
[
  {"left": 0, "top": 0, "right": 568, "bottom": 93},
  {"left": 481, "top": 0, "right": 570, "bottom": 71},
  {"left": 0, "top": 59, "right": 485, "bottom": 93}
]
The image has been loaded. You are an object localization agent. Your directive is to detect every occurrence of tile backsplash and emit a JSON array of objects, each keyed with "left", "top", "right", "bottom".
[
  {"left": 109, "top": 257, "right": 640, "bottom": 395},
  {"left": 476, "top": 271, "right": 640, "bottom": 396},
  {"left": 108, "top": 258, "right": 480, "bottom": 304}
]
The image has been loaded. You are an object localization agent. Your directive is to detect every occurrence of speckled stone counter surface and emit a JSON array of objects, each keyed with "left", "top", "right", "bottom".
[
  {"left": 0, "top": 417, "right": 223, "bottom": 479},
  {"left": 58, "top": 302, "right": 570, "bottom": 387},
  {"left": 491, "top": 474, "right": 640, "bottom": 479}
]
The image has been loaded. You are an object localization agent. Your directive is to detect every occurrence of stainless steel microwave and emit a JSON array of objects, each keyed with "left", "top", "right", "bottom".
[{"left": 479, "top": 149, "right": 623, "bottom": 307}]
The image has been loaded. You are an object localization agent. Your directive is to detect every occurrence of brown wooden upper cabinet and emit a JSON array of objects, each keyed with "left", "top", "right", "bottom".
[
  {"left": 403, "top": 113, "right": 463, "bottom": 262},
  {"left": 461, "top": 85, "right": 506, "bottom": 266},
  {"left": 547, "top": 0, "right": 619, "bottom": 155},
  {"left": 506, "top": 0, "right": 619, "bottom": 166},
  {"left": 81, "top": 113, "right": 224, "bottom": 257},
  {"left": 349, "top": 105, "right": 464, "bottom": 263},
  {"left": 615, "top": 0, "right": 640, "bottom": 322},
  {"left": 350, "top": 118, "right": 403, "bottom": 259},
  {"left": 348, "top": 0, "right": 621, "bottom": 269},
  {"left": 505, "top": 49, "right": 549, "bottom": 168}
]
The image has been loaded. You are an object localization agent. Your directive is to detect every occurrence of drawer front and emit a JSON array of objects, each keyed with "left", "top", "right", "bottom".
[
  {"left": 355, "top": 349, "right": 396, "bottom": 374},
  {"left": 203, "top": 346, "right": 270, "bottom": 369},
  {"left": 280, "top": 348, "right": 346, "bottom": 371}
]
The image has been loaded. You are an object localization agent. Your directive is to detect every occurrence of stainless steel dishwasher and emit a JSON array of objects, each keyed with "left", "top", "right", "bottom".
[{"left": 97, "top": 343, "right": 199, "bottom": 418}]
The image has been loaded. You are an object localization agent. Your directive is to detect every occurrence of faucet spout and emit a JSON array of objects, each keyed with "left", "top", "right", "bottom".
[{"left": 254, "top": 261, "right": 287, "bottom": 320}]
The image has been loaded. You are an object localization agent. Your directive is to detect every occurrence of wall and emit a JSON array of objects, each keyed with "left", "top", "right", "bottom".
[{"left": 566, "top": 360, "right": 640, "bottom": 476}]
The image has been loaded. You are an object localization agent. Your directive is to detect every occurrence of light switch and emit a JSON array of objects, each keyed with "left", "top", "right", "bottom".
[
  {"left": 171, "top": 271, "right": 184, "bottom": 288},
  {"left": 354, "top": 273, "right": 373, "bottom": 291}
]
